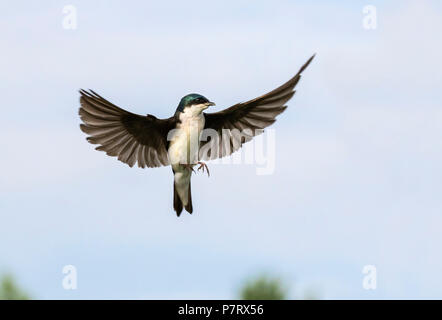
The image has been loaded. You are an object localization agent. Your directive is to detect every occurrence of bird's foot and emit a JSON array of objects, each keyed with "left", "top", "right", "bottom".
[
  {"left": 197, "top": 161, "right": 210, "bottom": 177},
  {"left": 182, "top": 163, "right": 195, "bottom": 173}
]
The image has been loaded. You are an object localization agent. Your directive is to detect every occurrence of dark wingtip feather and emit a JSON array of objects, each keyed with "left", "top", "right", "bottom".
[
  {"left": 298, "top": 54, "right": 315, "bottom": 74},
  {"left": 79, "top": 123, "right": 89, "bottom": 134},
  {"left": 79, "top": 89, "right": 92, "bottom": 97},
  {"left": 89, "top": 89, "right": 103, "bottom": 99}
]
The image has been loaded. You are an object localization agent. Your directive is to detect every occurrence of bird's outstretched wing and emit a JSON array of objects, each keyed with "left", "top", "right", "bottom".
[
  {"left": 79, "top": 90, "right": 176, "bottom": 168},
  {"left": 200, "top": 54, "right": 315, "bottom": 160}
]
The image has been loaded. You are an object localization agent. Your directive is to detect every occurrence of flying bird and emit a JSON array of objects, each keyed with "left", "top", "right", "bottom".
[{"left": 79, "top": 55, "right": 315, "bottom": 216}]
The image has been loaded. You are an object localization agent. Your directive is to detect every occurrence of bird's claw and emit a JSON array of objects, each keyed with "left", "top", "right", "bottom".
[
  {"left": 182, "top": 164, "right": 195, "bottom": 173},
  {"left": 197, "top": 161, "right": 210, "bottom": 177}
]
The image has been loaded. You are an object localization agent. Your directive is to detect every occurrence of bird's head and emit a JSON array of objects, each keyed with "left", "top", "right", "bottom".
[{"left": 176, "top": 93, "right": 215, "bottom": 115}]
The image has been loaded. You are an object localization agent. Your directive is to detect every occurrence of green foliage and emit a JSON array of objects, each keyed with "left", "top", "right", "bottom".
[
  {"left": 0, "top": 274, "right": 29, "bottom": 300},
  {"left": 239, "top": 274, "right": 287, "bottom": 300}
]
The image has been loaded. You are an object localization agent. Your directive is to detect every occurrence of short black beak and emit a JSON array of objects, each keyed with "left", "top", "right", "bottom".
[{"left": 205, "top": 101, "right": 215, "bottom": 107}]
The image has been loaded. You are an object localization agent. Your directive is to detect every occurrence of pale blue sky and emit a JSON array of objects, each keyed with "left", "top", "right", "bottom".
[{"left": 1, "top": 0, "right": 441, "bottom": 299}]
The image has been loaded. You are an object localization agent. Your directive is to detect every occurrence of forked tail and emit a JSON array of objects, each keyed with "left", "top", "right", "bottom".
[{"left": 173, "top": 181, "right": 193, "bottom": 217}]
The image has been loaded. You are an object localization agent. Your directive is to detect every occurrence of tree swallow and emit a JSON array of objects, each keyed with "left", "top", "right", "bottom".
[{"left": 79, "top": 55, "right": 314, "bottom": 216}]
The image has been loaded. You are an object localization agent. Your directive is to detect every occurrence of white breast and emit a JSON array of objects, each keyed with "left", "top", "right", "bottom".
[{"left": 168, "top": 105, "right": 205, "bottom": 167}]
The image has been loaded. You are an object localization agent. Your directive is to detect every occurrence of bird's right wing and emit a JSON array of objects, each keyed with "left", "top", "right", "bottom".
[
  {"left": 200, "top": 54, "right": 315, "bottom": 160},
  {"left": 79, "top": 90, "right": 176, "bottom": 168}
]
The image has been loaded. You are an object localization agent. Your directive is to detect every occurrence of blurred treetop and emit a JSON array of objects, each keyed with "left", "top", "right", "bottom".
[
  {"left": 239, "top": 274, "right": 287, "bottom": 300},
  {"left": 0, "top": 274, "right": 29, "bottom": 300}
]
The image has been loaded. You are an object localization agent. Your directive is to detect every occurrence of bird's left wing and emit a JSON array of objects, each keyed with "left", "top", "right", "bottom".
[
  {"left": 200, "top": 54, "right": 315, "bottom": 160},
  {"left": 79, "top": 90, "right": 176, "bottom": 168}
]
